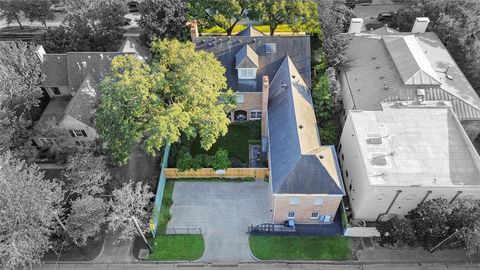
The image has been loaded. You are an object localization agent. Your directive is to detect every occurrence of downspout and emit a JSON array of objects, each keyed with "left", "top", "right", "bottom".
[
  {"left": 449, "top": 191, "right": 462, "bottom": 204},
  {"left": 419, "top": 190, "right": 432, "bottom": 205},
  {"left": 376, "top": 190, "right": 402, "bottom": 222}
]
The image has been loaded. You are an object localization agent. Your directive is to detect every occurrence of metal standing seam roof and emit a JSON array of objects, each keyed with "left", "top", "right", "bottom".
[
  {"left": 268, "top": 56, "right": 344, "bottom": 195},
  {"left": 235, "top": 25, "right": 266, "bottom": 37},
  {"left": 343, "top": 32, "right": 480, "bottom": 120},
  {"left": 383, "top": 36, "right": 441, "bottom": 86},
  {"left": 61, "top": 73, "right": 98, "bottom": 128},
  {"left": 235, "top": 44, "right": 259, "bottom": 68}
]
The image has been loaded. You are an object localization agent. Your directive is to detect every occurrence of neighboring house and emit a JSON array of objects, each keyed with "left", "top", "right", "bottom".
[
  {"left": 340, "top": 18, "right": 480, "bottom": 141},
  {"left": 33, "top": 37, "right": 149, "bottom": 148},
  {"left": 339, "top": 108, "right": 480, "bottom": 222},
  {"left": 192, "top": 24, "right": 345, "bottom": 225}
]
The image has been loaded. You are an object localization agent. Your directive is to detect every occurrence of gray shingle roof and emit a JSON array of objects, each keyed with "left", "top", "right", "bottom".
[
  {"left": 41, "top": 54, "right": 68, "bottom": 86},
  {"left": 268, "top": 56, "right": 344, "bottom": 195},
  {"left": 235, "top": 26, "right": 266, "bottom": 37},
  {"left": 235, "top": 44, "right": 259, "bottom": 68},
  {"left": 194, "top": 35, "right": 311, "bottom": 92},
  {"left": 62, "top": 73, "right": 98, "bottom": 127},
  {"left": 66, "top": 52, "right": 120, "bottom": 91}
]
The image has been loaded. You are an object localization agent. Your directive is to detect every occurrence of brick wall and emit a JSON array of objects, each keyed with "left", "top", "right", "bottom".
[
  {"left": 273, "top": 195, "right": 342, "bottom": 224},
  {"left": 233, "top": 92, "right": 263, "bottom": 121}
]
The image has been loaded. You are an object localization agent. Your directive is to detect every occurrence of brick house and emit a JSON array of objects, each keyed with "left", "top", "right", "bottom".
[
  {"left": 340, "top": 18, "right": 480, "bottom": 141},
  {"left": 33, "top": 37, "right": 149, "bottom": 148},
  {"left": 193, "top": 25, "right": 345, "bottom": 225}
]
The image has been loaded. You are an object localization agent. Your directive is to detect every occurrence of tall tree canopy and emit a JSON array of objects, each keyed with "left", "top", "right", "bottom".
[
  {"left": 249, "top": 0, "right": 320, "bottom": 36},
  {"left": 97, "top": 39, "right": 236, "bottom": 165},
  {"left": 0, "top": 0, "right": 25, "bottom": 29},
  {"left": 317, "top": 0, "right": 354, "bottom": 68},
  {"left": 38, "top": 0, "right": 127, "bottom": 53},
  {"left": 64, "top": 151, "right": 111, "bottom": 196},
  {"left": 390, "top": 0, "right": 480, "bottom": 93},
  {"left": 138, "top": 0, "right": 188, "bottom": 46},
  {"left": 0, "top": 41, "right": 43, "bottom": 161},
  {"left": 0, "top": 151, "right": 63, "bottom": 270},
  {"left": 107, "top": 181, "right": 154, "bottom": 240},
  {"left": 187, "top": 0, "right": 253, "bottom": 36}
]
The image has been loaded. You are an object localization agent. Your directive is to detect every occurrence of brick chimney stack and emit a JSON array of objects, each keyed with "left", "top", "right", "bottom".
[
  {"left": 190, "top": 20, "right": 199, "bottom": 41},
  {"left": 261, "top": 76, "right": 269, "bottom": 153}
]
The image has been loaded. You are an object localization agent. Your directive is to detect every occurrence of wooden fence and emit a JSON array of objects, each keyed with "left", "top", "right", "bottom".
[{"left": 163, "top": 168, "right": 269, "bottom": 180}]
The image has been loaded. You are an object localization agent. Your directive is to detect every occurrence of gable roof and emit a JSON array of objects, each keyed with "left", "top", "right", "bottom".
[
  {"left": 41, "top": 54, "right": 68, "bottom": 87},
  {"left": 62, "top": 73, "right": 98, "bottom": 127},
  {"left": 268, "top": 56, "right": 344, "bottom": 195},
  {"left": 343, "top": 32, "right": 480, "bottom": 120},
  {"left": 235, "top": 25, "right": 266, "bottom": 37},
  {"left": 383, "top": 36, "right": 440, "bottom": 86},
  {"left": 118, "top": 37, "right": 150, "bottom": 61},
  {"left": 194, "top": 35, "right": 311, "bottom": 92},
  {"left": 235, "top": 44, "right": 259, "bottom": 68},
  {"left": 66, "top": 52, "right": 120, "bottom": 91}
]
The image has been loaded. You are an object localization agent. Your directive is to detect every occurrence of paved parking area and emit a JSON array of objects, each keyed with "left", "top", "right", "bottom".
[{"left": 168, "top": 181, "right": 272, "bottom": 263}]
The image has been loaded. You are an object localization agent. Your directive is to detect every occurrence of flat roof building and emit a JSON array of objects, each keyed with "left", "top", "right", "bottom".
[{"left": 339, "top": 108, "right": 480, "bottom": 221}]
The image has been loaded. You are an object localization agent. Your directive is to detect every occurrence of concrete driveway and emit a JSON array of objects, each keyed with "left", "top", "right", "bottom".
[{"left": 168, "top": 181, "right": 272, "bottom": 263}]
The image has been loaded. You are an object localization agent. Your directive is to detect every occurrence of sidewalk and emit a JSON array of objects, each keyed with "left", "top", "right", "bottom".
[
  {"left": 91, "top": 232, "right": 137, "bottom": 263},
  {"left": 356, "top": 238, "right": 480, "bottom": 264}
]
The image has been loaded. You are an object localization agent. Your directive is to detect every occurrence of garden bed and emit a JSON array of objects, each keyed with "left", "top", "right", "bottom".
[
  {"left": 249, "top": 235, "right": 351, "bottom": 260},
  {"left": 189, "top": 121, "right": 261, "bottom": 164}
]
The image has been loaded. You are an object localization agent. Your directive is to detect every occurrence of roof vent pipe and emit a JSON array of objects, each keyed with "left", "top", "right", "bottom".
[{"left": 411, "top": 17, "right": 430, "bottom": 34}]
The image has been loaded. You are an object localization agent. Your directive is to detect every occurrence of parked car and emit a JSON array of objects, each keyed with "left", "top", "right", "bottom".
[
  {"left": 345, "top": 0, "right": 356, "bottom": 8},
  {"left": 127, "top": 1, "right": 139, "bottom": 13},
  {"left": 377, "top": 12, "right": 394, "bottom": 21},
  {"left": 50, "top": 4, "right": 67, "bottom": 12}
]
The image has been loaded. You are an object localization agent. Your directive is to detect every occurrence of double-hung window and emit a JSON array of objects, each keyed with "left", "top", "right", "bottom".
[
  {"left": 250, "top": 110, "right": 262, "bottom": 120},
  {"left": 70, "top": 129, "right": 87, "bottom": 137},
  {"left": 238, "top": 68, "right": 256, "bottom": 79}
]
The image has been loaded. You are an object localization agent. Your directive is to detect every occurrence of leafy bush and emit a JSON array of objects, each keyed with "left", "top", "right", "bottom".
[
  {"left": 248, "top": 139, "right": 262, "bottom": 145},
  {"left": 208, "top": 148, "right": 231, "bottom": 171},
  {"left": 319, "top": 120, "right": 338, "bottom": 145}
]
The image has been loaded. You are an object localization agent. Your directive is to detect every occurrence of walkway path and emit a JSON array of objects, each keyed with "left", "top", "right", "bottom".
[{"left": 91, "top": 232, "right": 136, "bottom": 264}]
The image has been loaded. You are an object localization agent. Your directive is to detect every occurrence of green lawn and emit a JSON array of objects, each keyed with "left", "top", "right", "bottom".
[
  {"left": 149, "top": 180, "right": 205, "bottom": 261},
  {"left": 202, "top": 24, "right": 293, "bottom": 34},
  {"left": 249, "top": 235, "right": 351, "bottom": 260},
  {"left": 190, "top": 121, "right": 260, "bottom": 163},
  {"left": 149, "top": 234, "right": 205, "bottom": 261}
]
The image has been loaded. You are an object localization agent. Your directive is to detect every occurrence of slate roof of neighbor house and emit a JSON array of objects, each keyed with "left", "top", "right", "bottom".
[
  {"left": 268, "top": 56, "right": 345, "bottom": 195},
  {"left": 343, "top": 29, "right": 480, "bottom": 120},
  {"left": 193, "top": 29, "right": 311, "bottom": 92},
  {"left": 62, "top": 73, "right": 98, "bottom": 127},
  {"left": 236, "top": 25, "right": 266, "bottom": 37},
  {"left": 348, "top": 109, "right": 480, "bottom": 187}
]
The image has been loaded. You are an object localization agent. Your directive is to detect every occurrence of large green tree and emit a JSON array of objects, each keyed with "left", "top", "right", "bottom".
[
  {"left": 0, "top": 0, "right": 24, "bottom": 29},
  {"left": 64, "top": 151, "right": 111, "bottom": 196},
  {"left": 97, "top": 39, "right": 236, "bottom": 165},
  {"left": 22, "top": 0, "right": 55, "bottom": 27},
  {"left": 249, "top": 0, "right": 320, "bottom": 36},
  {"left": 138, "top": 0, "right": 188, "bottom": 46},
  {"left": 187, "top": 0, "right": 252, "bottom": 36},
  {"left": 0, "top": 151, "right": 63, "bottom": 270}
]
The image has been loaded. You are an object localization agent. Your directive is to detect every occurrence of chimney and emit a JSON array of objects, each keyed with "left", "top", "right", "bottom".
[
  {"left": 35, "top": 45, "right": 46, "bottom": 63},
  {"left": 190, "top": 20, "right": 199, "bottom": 41},
  {"left": 411, "top": 17, "right": 430, "bottom": 34},
  {"left": 261, "top": 76, "right": 269, "bottom": 153},
  {"left": 348, "top": 18, "right": 364, "bottom": 34}
]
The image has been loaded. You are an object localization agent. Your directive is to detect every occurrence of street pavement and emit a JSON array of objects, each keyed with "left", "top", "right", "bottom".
[{"left": 32, "top": 262, "right": 480, "bottom": 270}]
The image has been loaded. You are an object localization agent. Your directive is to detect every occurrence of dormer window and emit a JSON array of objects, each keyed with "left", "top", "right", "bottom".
[
  {"left": 238, "top": 68, "right": 257, "bottom": 79},
  {"left": 235, "top": 44, "right": 258, "bottom": 80}
]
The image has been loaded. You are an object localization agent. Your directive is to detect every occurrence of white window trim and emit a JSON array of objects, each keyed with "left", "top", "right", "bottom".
[
  {"left": 238, "top": 68, "right": 256, "bottom": 79},
  {"left": 250, "top": 110, "right": 262, "bottom": 120},
  {"left": 39, "top": 138, "right": 53, "bottom": 146},
  {"left": 287, "top": 211, "right": 295, "bottom": 219},
  {"left": 311, "top": 212, "right": 319, "bottom": 219}
]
